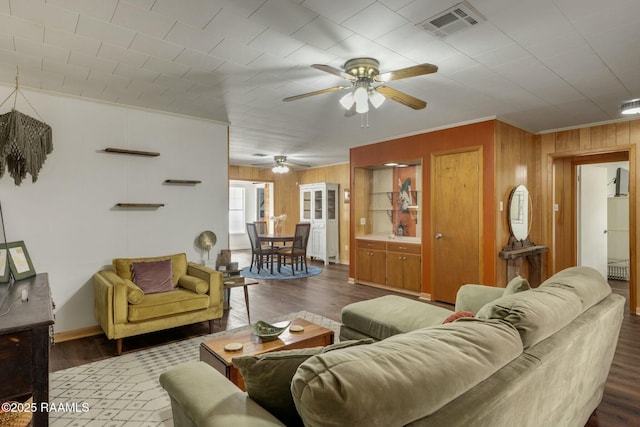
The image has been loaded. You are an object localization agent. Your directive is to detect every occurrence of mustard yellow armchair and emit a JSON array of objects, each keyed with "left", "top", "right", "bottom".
[{"left": 93, "top": 253, "right": 223, "bottom": 355}]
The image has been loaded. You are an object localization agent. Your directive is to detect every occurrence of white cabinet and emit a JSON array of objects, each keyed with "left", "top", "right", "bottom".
[{"left": 300, "top": 183, "right": 339, "bottom": 264}]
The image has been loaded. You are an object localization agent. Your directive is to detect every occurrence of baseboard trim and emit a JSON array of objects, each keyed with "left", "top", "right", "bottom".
[
  {"left": 419, "top": 292, "right": 432, "bottom": 301},
  {"left": 54, "top": 325, "right": 103, "bottom": 343}
]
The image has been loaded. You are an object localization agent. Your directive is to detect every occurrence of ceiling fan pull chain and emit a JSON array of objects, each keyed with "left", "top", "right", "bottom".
[{"left": 360, "top": 111, "right": 370, "bottom": 128}]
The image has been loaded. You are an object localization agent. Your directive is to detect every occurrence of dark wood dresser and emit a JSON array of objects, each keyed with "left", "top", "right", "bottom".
[{"left": 0, "top": 273, "right": 54, "bottom": 427}]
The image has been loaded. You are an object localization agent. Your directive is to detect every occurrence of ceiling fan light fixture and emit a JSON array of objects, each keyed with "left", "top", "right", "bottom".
[
  {"left": 339, "top": 92, "right": 355, "bottom": 110},
  {"left": 369, "top": 90, "right": 385, "bottom": 108},
  {"left": 272, "top": 164, "right": 289, "bottom": 174},
  {"left": 621, "top": 99, "right": 640, "bottom": 115},
  {"left": 355, "top": 98, "right": 369, "bottom": 114}
]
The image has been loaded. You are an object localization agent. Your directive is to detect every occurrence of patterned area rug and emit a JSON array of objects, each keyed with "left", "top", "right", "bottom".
[
  {"left": 49, "top": 311, "right": 340, "bottom": 426},
  {"left": 240, "top": 265, "right": 322, "bottom": 280}
]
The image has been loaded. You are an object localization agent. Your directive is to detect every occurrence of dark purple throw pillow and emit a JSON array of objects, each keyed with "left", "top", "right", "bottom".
[{"left": 131, "top": 259, "right": 174, "bottom": 294}]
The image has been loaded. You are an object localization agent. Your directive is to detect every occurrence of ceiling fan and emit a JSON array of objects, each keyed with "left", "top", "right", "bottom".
[
  {"left": 283, "top": 57, "right": 438, "bottom": 115},
  {"left": 252, "top": 155, "right": 311, "bottom": 173}
]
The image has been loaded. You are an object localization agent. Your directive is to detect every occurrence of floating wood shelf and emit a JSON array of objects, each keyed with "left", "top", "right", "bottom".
[
  {"left": 164, "top": 179, "right": 202, "bottom": 184},
  {"left": 104, "top": 148, "right": 160, "bottom": 157},
  {"left": 115, "top": 203, "right": 165, "bottom": 208}
]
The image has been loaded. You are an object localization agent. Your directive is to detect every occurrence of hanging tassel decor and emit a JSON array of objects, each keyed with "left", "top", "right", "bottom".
[{"left": 0, "top": 71, "right": 53, "bottom": 186}]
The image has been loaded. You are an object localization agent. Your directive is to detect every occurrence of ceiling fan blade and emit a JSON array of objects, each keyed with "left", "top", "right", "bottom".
[
  {"left": 283, "top": 86, "right": 349, "bottom": 102},
  {"left": 375, "top": 63, "right": 438, "bottom": 82},
  {"left": 284, "top": 161, "right": 311, "bottom": 168},
  {"left": 376, "top": 86, "right": 427, "bottom": 110},
  {"left": 312, "top": 64, "right": 357, "bottom": 81}
]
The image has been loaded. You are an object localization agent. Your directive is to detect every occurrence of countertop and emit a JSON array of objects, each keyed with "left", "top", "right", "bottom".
[{"left": 356, "top": 234, "right": 421, "bottom": 244}]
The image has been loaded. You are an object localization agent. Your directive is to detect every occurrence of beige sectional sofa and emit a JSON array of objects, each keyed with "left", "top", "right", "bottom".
[{"left": 160, "top": 266, "right": 624, "bottom": 427}]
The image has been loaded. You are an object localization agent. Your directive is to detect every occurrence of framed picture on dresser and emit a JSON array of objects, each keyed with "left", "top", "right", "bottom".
[{"left": 6, "top": 240, "right": 36, "bottom": 280}]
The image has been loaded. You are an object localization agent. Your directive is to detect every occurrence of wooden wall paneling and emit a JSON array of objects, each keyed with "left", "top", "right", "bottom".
[
  {"left": 556, "top": 129, "right": 580, "bottom": 152},
  {"left": 579, "top": 127, "right": 591, "bottom": 150},
  {"left": 616, "top": 122, "right": 631, "bottom": 146},
  {"left": 494, "top": 122, "right": 538, "bottom": 286},
  {"left": 590, "top": 124, "right": 617, "bottom": 148},
  {"left": 539, "top": 134, "right": 556, "bottom": 273},
  {"left": 349, "top": 120, "right": 497, "bottom": 295}
]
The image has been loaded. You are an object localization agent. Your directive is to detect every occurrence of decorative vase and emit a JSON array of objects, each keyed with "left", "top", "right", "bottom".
[{"left": 275, "top": 221, "right": 283, "bottom": 235}]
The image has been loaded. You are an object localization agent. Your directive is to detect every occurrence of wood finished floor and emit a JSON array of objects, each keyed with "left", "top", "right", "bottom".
[{"left": 51, "top": 251, "right": 639, "bottom": 427}]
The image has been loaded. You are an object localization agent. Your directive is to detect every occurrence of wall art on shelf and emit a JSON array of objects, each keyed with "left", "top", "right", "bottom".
[
  {"left": 6, "top": 241, "right": 36, "bottom": 280},
  {"left": 104, "top": 147, "right": 160, "bottom": 157}
]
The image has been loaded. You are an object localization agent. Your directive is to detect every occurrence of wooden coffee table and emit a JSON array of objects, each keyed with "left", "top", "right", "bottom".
[{"left": 200, "top": 318, "right": 334, "bottom": 391}]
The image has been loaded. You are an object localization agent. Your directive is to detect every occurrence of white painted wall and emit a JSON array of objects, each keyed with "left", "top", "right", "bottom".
[{"left": 0, "top": 87, "right": 229, "bottom": 333}]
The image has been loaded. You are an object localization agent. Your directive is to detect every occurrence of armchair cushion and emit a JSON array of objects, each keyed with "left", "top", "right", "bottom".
[
  {"left": 128, "top": 289, "right": 209, "bottom": 322},
  {"left": 131, "top": 259, "right": 174, "bottom": 294}
]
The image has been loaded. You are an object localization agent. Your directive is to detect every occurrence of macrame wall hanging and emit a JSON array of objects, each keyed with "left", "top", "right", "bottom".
[{"left": 0, "top": 71, "right": 53, "bottom": 186}]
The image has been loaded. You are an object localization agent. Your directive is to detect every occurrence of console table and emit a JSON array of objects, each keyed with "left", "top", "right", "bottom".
[
  {"left": 499, "top": 245, "right": 548, "bottom": 287},
  {"left": 0, "top": 274, "right": 54, "bottom": 427}
]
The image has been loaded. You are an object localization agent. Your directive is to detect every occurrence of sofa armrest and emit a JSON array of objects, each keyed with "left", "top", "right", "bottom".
[
  {"left": 187, "top": 262, "right": 223, "bottom": 308},
  {"left": 160, "top": 361, "right": 285, "bottom": 427},
  {"left": 455, "top": 284, "right": 505, "bottom": 313},
  {"left": 93, "top": 270, "right": 130, "bottom": 329}
]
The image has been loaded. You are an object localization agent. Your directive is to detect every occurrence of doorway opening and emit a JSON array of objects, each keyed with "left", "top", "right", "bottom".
[
  {"left": 577, "top": 161, "right": 630, "bottom": 283},
  {"left": 552, "top": 149, "right": 634, "bottom": 312}
]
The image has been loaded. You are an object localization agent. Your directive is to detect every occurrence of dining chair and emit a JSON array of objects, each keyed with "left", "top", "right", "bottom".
[
  {"left": 246, "top": 223, "right": 275, "bottom": 273},
  {"left": 278, "top": 223, "right": 311, "bottom": 275}
]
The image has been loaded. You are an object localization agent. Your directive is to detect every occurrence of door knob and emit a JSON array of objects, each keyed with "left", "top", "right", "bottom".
[{"left": 434, "top": 233, "right": 443, "bottom": 239}]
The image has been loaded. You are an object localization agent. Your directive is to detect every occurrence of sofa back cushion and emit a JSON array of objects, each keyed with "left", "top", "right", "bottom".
[
  {"left": 539, "top": 266, "right": 611, "bottom": 311},
  {"left": 291, "top": 319, "right": 522, "bottom": 427},
  {"left": 476, "top": 286, "right": 582, "bottom": 348},
  {"left": 113, "top": 253, "right": 187, "bottom": 286},
  {"left": 233, "top": 339, "right": 373, "bottom": 427}
]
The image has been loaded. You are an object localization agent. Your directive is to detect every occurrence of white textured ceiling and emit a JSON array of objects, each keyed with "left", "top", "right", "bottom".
[{"left": 0, "top": 0, "right": 638, "bottom": 168}]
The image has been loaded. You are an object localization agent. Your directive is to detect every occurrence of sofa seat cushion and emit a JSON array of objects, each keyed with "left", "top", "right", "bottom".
[
  {"left": 476, "top": 286, "right": 582, "bottom": 348},
  {"left": 341, "top": 295, "right": 452, "bottom": 340},
  {"left": 128, "top": 288, "right": 209, "bottom": 322},
  {"left": 292, "top": 319, "right": 522, "bottom": 427}
]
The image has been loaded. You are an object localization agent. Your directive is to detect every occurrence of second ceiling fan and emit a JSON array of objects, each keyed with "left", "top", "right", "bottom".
[{"left": 283, "top": 57, "right": 438, "bottom": 115}]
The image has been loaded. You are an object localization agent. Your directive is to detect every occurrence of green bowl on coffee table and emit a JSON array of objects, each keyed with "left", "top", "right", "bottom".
[{"left": 252, "top": 320, "right": 291, "bottom": 339}]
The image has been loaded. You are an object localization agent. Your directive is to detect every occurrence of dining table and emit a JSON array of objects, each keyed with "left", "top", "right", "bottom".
[{"left": 258, "top": 233, "right": 296, "bottom": 273}]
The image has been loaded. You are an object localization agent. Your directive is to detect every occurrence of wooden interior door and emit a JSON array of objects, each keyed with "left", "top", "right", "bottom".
[{"left": 432, "top": 149, "right": 481, "bottom": 303}]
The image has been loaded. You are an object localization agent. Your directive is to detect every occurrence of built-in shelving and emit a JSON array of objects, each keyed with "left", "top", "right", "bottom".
[{"left": 104, "top": 147, "right": 160, "bottom": 157}]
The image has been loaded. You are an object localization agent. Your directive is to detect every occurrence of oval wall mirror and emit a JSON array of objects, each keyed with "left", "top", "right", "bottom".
[{"left": 508, "top": 184, "right": 530, "bottom": 241}]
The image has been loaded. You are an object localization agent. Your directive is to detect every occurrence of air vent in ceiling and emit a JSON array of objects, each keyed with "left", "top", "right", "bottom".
[{"left": 416, "top": 2, "right": 485, "bottom": 39}]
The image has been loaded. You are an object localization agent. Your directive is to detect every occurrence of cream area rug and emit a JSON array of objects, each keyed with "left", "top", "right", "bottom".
[{"left": 49, "top": 311, "right": 341, "bottom": 426}]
